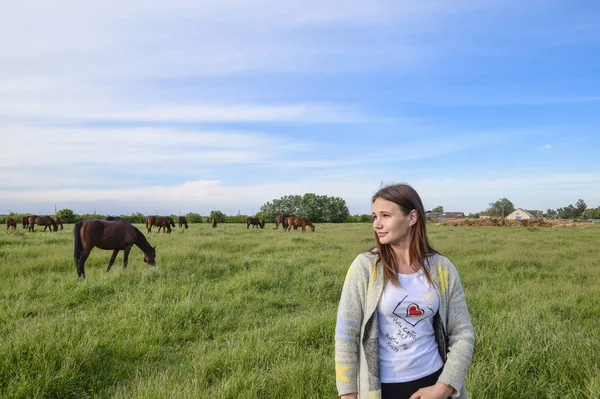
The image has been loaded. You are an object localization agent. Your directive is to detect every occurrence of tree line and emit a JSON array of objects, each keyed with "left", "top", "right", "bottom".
[
  {"left": 451, "top": 197, "right": 600, "bottom": 220},
  {"left": 1, "top": 193, "right": 376, "bottom": 224}
]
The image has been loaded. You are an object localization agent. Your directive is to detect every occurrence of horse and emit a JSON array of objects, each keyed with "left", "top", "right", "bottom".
[
  {"left": 178, "top": 216, "right": 188, "bottom": 229},
  {"left": 5, "top": 217, "right": 17, "bottom": 231},
  {"left": 54, "top": 216, "right": 64, "bottom": 230},
  {"left": 146, "top": 216, "right": 156, "bottom": 233},
  {"left": 151, "top": 216, "right": 172, "bottom": 234},
  {"left": 286, "top": 216, "right": 315, "bottom": 232},
  {"left": 106, "top": 215, "right": 119, "bottom": 221},
  {"left": 28, "top": 215, "right": 58, "bottom": 232},
  {"left": 166, "top": 216, "right": 175, "bottom": 228},
  {"left": 22, "top": 216, "right": 29, "bottom": 229},
  {"left": 211, "top": 217, "right": 217, "bottom": 228},
  {"left": 274, "top": 215, "right": 284, "bottom": 229},
  {"left": 281, "top": 215, "right": 297, "bottom": 230},
  {"left": 247, "top": 217, "right": 264, "bottom": 229},
  {"left": 73, "top": 218, "right": 156, "bottom": 279}
]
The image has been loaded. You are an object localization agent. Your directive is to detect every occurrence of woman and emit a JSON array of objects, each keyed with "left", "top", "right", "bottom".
[{"left": 335, "top": 184, "right": 474, "bottom": 399}]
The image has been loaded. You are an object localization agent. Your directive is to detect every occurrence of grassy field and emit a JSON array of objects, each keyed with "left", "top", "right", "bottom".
[{"left": 1, "top": 222, "right": 599, "bottom": 398}]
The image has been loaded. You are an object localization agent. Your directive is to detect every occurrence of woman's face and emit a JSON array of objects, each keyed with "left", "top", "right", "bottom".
[{"left": 372, "top": 198, "right": 416, "bottom": 246}]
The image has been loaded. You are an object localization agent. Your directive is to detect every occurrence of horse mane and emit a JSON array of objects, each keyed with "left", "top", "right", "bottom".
[{"left": 132, "top": 225, "right": 153, "bottom": 253}]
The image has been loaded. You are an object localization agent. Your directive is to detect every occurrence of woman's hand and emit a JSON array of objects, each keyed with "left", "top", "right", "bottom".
[
  {"left": 408, "top": 382, "right": 454, "bottom": 399},
  {"left": 340, "top": 394, "right": 358, "bottom": 399}
]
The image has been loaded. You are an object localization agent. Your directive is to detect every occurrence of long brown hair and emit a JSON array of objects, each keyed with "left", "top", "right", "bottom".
[{"left": 369, "top": 183, "right": 439, "bottom": 287}]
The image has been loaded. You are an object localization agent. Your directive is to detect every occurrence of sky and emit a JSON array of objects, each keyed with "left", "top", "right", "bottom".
[{"left": 1, "top": 0, "right": 599, "bottom": 216}]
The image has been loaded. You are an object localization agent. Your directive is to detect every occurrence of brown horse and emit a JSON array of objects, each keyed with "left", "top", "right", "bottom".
[
  {"left": 211, "top": 217, "right": 217, "bottom": 228},
  {"left": 274, "top": 215, "right": 284, "bottom": 229},
  {"left": 22, "top": 216, "right": 29, "bottom": 229},
  {"left": 146, "top": 216, "right": 156, "bottom": 233},
  {"left": 150, "top": 216, "right": 172, "bottom": 234},
  {"left": 54, "top": 216, "right": 64, "bottom": 231},
  {"left": 5, "top": 217, "right": 17, "bottom": 231},
  {"left": 73, "top": 218, "right": 156, "bottom": 279},
  {"left": 247, "top": 217, "right": 264, "bottom": 229},
  {"left": 285, "top": 216, "right": 315, "bottom": 232},
  {"left": 28, "top": 215, "right": 58, "bottom": 232},
  {"left": 178, "top": 216, "right": 188, "bottom": 229}
]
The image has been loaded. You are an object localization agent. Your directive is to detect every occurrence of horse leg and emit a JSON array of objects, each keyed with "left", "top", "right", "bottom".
[
  {"left": 77, "top": 248, "right": 92, "bottom": 279},
  {"left": 122, "top": 246, "right": 133, "bottom": 269},
  {"left": 106, "top": 249, "right": 119, "bottom": 272}
]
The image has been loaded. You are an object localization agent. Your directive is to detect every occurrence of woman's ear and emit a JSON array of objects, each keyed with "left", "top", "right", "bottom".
[{"left": 409, "top": 210, "right": 418, "bottom": 226}]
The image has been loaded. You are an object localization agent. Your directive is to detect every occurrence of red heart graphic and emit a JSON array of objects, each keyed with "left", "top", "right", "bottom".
[{"left": 407, "top": 304, "right": 424, "bottom": 316}]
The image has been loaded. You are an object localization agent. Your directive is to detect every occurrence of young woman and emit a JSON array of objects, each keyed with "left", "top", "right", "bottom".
[{"left": 335, "top": 184, "right": 474, "bottom": 399}]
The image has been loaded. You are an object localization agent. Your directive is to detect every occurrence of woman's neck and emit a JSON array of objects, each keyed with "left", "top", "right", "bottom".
[{"left": 390, "top": 244, "right": 420, "bottom": 274}]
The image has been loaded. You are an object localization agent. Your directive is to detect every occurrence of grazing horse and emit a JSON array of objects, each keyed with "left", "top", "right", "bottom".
[
  {"left": 247, "top": 217, "right": 264, "bottom": 229},
  {"left": 178, "top": 216, "right": 188, "bottom": 229},
  {"left": 22, "top": 216, "right": 29, "bottom": 229},
  {"left": 211, "top": 217, "right": 217, "bottom": 228},
  {"left": 166, "top": 216, "right": 175, "bottom": 228},
  {"left": 151, "top": 216, "right": 172, "bottom": 234},
  {"left": 106, "top": 215, "right": 119, "bottom": 221},
  {"left": 73, "top": 218, "right": 156, "bottom": 279},
  {"left": 5, "top": 217, "right": 17, "bottom": 231},
  {"left": 28, "top": 215, "right": 58, "bottom": 232},
  {"left": 54, "top": 216, "right": 64, "bottom": 231},
  {"left": 286, "top": 216, "right": 315, "bottom": 232}
]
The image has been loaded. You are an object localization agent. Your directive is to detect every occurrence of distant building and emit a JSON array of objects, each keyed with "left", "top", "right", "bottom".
[
  {"left": 506, "top": 208, "right": 543, "bottom": 220},
  {"left": 426, "top": 211, "right": 465, "bottom": 221}
]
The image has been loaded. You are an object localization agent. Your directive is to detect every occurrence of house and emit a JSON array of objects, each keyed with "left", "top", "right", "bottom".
[
  {"left": 426, "top": 211, "right": 465, "bottom": 221},
  {"left": 506, "top": 208, "right": 543, "bottom": 220}
]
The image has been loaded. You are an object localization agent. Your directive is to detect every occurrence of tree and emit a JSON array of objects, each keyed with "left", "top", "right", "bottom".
[
  {"left": 431, "top": 206, "right": 444, "bottom": 213},
  {"left": 259, "top": 193, "right": 350, "bottom": 223},
  {"left": 56, "top": 208, "right": 77, "bottom": 223},
  {"left": 209, "top": 210, "right": 227, "bottom": 223},
  {"left": 185, "top": 212, "right": 204, "bottom": 223},
  {"left": 486, "top": 198, "right": 515, "bottom": 218},
  {"left": 574, "top": 199, "right": 587, "bottom": 218},
  {"left": 545, "top": 209, "right": 558, "bottom": 219}
]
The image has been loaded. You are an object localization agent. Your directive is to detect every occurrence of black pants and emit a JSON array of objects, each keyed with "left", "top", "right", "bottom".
[{"left": 381, "top": 367, "right": 450, "bottom": 399}]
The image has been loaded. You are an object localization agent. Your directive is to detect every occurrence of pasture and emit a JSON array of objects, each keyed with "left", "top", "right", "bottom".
[{"left": 1, "top": 223, "right": 599, "bottom": 398}]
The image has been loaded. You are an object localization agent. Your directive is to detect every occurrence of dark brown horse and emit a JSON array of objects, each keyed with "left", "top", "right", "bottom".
[
  {"left": 166, "top": 216, "right": 175, "bottom": 228},
  {"left": 211, "top": 217, "right": 217, "bottom": 228},
  {"left": 5, "top": 217, "right": 17, "bottom": 231},
  {"left": 149, "top": 216, "right": 171, "bottom": 234},
  {"left": 22, "top": 216, "right": 29, "bottom": 229},
  {"left": 247, "top": 217, "right": 264, "bottom": 229},
  {"left": 28, "top": 215, "right": 58, "bottom": 232},
  {"left": 178, "top": 216, "right": 188, "bottom": 229},
  {"left": 73, "top": 218, "right": 156, "bottom": 279},
  {"left": 285, "top": 216, "right": 315, "bottom": 232},
  {"left": 54, "top": 216, "right": 64, "bottom": 231}
]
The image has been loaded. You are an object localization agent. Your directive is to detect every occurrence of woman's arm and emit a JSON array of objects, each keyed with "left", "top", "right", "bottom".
[
  {"left": 335, "top": 255, "right": 368, "bottom": 396},
  {"left": 436, "top": 260, "right": 475, "bottom": 395}
]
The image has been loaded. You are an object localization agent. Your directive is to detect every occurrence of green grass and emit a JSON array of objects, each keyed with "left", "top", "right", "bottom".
[{"left": 1, "top": 223, "right": 599, "bottom": 398}]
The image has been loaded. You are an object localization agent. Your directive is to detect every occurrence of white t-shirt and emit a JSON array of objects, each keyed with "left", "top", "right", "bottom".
[{"left": 377, "top": 268, "right": 444, "bottom": 383}]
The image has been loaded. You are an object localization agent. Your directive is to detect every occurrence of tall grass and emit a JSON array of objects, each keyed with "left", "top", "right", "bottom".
[{"left": 0, "top": 223, "right": 599, "bottom": 398}]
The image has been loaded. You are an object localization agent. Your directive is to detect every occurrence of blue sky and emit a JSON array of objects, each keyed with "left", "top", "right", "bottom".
[{"left": 1, "top": 0, "right": 599, "bottom": 216}]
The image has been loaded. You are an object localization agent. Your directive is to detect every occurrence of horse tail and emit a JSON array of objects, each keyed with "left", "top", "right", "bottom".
[{"left": 73, "top": 221, "right": 83, "bottom": 264}]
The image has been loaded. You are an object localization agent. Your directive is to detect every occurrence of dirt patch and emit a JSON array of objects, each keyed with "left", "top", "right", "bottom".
[{"left": 439, "top": 218, "right": 596, "bottom": 228}]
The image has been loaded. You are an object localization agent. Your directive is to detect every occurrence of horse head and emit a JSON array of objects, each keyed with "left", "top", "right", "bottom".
[{"left": 144, "top": 245, "right": 157, "bottom": 266}]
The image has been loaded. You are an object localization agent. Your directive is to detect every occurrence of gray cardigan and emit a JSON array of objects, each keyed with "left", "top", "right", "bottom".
[{"left": 335, "top": 252, "right": 474, "bottom": 398}]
